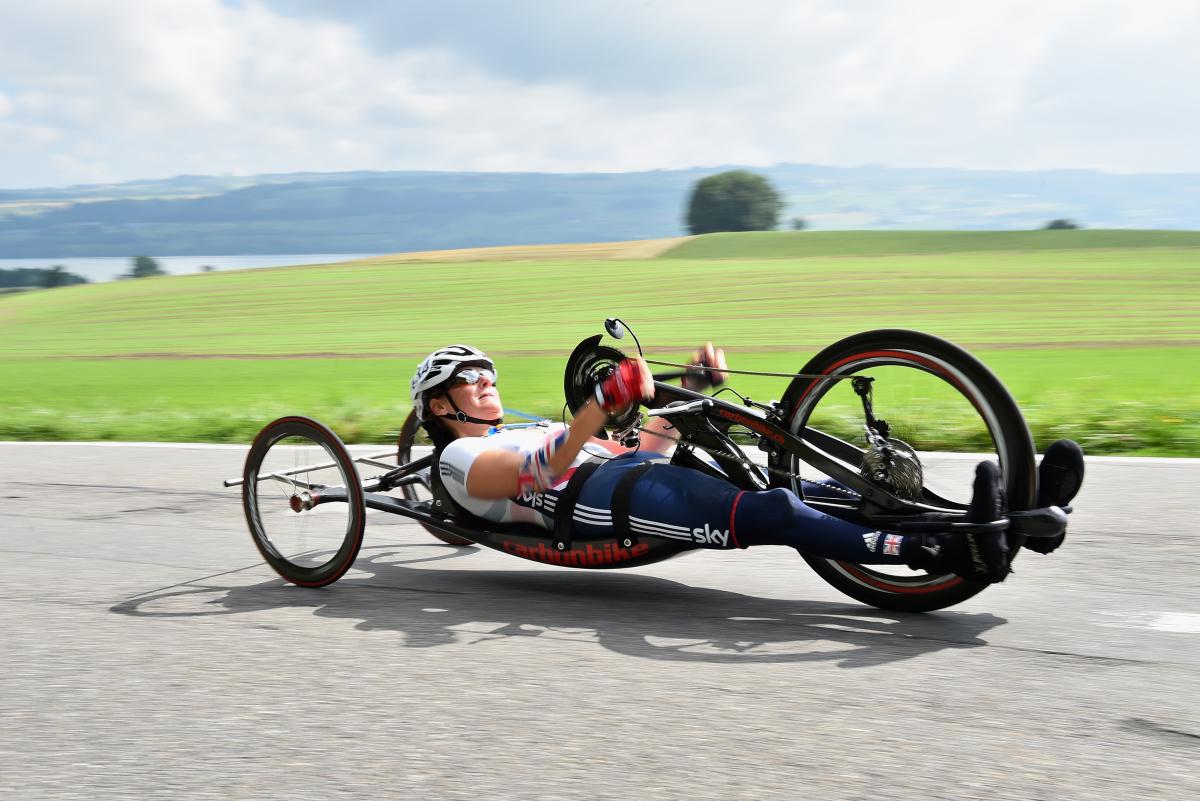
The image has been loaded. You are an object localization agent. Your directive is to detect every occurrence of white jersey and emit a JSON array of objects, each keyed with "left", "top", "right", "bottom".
[{"left": 438, "top": 422, "right": 619, "bottom": 529}]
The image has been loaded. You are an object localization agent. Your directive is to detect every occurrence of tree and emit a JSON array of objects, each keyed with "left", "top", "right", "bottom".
[
  {"left": 0, "top": 266, "right": 88, "bottom": 289},
  {"left": 200, "top": 264, "right": 216, "bottom": 273},
  {"left": 1044, "top": 219, "right": 1080, "bottom": 230},
  {"left": 39, "top": 265, "right": 68, "bottom": 289},
  {"left": 791, "top": 217, "right": 808, "bottom": 231},
  {"left": 685, "top": 170, "right": 783, "bottom": 234},
  {"left": 128, "top": 255, "right": 166, "bottom": 278}
]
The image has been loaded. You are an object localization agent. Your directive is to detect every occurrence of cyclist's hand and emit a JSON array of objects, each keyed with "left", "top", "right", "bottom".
[
  {"left": 683, "top": 342, "right": 728, "bottom": 391},
  {"left": 595, "top": 357, "right": 654, "bottom": 413}
]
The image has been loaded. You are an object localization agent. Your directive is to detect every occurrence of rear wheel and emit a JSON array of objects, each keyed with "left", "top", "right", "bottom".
[
  {"left": 396, "top": 410, "right": 474, "bottom": 546},
  {"left": 242, "top": 416, "right": 366, "bottom": 586},
  {"left": 781, "top": 330, "right": 1036, "bottom": 612}
]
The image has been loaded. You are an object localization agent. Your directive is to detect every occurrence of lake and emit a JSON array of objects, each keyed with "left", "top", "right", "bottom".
[{"left": 0, "top": 254, "right": 387, "bottom": 283}]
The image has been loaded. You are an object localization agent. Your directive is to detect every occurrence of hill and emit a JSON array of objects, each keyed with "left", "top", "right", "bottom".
[{"left": 2, "top": 164, "right": 1199, "bottom": 257}]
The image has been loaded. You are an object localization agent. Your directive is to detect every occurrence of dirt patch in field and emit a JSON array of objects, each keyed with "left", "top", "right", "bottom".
[{"left": 356, "top": 237, "right": 689, "bottom": 263}]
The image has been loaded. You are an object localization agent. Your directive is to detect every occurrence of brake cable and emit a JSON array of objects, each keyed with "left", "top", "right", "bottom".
[{"left": 644, "top": 358, "right": 862, "bottom": 381}]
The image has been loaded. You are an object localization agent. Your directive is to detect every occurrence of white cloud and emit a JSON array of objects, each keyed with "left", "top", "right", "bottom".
[{"left": 0, "top": 0, "right": 1198, "bottom": 187}]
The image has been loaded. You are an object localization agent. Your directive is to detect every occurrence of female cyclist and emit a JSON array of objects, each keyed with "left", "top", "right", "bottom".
[{"left": 409, "top": 344, "right": 1068, "bottom": 583}]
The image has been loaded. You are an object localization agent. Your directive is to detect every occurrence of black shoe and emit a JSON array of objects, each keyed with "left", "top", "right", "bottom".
[
  {"left": 1036, "top": 439, "right": 1085, "bottom": 508},
  {"left": 1025, "top": 439, "right": 1084, "bottom": 555},
  {"left": 903, "top": 461, "right": 1010, "bottom": 583}
]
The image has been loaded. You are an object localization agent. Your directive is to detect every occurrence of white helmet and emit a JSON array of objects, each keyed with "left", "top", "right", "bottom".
[{"left": 410, "top": 344, "right": 497, "bottom": 422}]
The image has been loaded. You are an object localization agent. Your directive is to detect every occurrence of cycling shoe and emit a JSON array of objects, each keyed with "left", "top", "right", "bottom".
[
  {"left": 904, "top": 461, "right": 1010, "bottom": 583},
  {"left": 1025, "top": 439, "right": 1084, "bottom": 555},
  {"left": 1036, "top": 439, "right": 1085, "bottom": 508}
]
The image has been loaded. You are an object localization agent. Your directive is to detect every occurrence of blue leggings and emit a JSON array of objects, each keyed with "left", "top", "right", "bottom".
[{"left": 572, "top": 452, "right": 908, "bottom": 564}]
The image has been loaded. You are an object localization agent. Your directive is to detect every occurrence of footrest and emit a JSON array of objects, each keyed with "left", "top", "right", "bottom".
[{"left": 1008, "top": 505, "right": 1069, "bottom": 539}]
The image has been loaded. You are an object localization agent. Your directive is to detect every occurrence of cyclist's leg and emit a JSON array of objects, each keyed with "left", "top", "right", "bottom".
[{"left": 574, "top": 459, "right": 911, "bottom": 565}]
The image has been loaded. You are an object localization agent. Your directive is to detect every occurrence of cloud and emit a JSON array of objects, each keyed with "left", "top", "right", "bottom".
[{"left": 0, "top": 0, "right": 1198, "bottom": 187}]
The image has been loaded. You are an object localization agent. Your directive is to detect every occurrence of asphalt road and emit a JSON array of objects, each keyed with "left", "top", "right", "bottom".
[{"left": 2, "top": 442, "right": 1198, "bottom": 800}]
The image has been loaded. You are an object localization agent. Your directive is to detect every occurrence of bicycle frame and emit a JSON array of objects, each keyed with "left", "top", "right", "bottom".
[
  {"left": 645, "top": 380, "right": 1068, "bottom": 539},
  {"left": 644, "top": 380, "right": 965, "bottom": 517}
]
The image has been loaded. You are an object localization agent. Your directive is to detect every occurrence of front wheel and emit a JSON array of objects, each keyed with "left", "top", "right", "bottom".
[
  {"left": 781, "top": 330, "right": 1036, "bottom": 612},
  {"left": 242, "top": 416, "right": 366, "bottom": 586}
]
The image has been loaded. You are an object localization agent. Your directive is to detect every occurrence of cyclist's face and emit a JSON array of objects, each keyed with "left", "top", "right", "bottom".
[{"left": 437, "top": 368, "right": 502, "bottom": 423}]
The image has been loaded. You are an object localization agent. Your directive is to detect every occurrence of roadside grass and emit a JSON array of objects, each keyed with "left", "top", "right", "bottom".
[
  {"left": 1, "top": 347, "right": 1196, "bottom": 455},
  {"left": 1, "top": 231, "right": 1197, "bottom": 454}
]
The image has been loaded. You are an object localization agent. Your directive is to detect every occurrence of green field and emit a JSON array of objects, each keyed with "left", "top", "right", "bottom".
[
  {"left": 664, "top": 229, "right": 1200, "bottom": 259},
  {"left": 2, "top": 231, "right": 1197, "bottom": 454}
]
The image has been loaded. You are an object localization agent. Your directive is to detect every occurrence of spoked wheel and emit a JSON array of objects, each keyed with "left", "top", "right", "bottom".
[
  {"left": 781, "top": 330, "right": 1037, "bottom": 612},
  {"left": 242, "top": 416, "right": 366, "bottom": 586},
  {"left": 396, "top": 410, "right": 474, "bottom": 546}
]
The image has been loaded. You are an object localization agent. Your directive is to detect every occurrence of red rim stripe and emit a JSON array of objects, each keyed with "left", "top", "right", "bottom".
[
  {"left": 791, "top": 349, "right": 978, "bottom": 425},
  {"left": 838, "top": 562, "right": 964, "bottom": 594}
]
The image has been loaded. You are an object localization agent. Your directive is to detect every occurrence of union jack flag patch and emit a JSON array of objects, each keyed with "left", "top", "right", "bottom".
[{"left": 883, "top": 533, "right": 903, "bottom": 556}]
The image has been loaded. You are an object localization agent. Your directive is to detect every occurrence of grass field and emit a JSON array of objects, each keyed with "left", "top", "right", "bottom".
[
  {"left": 2, "top": 231, "right": 1197, "bottom": 454},
  {"left": 663, "top": 229, "right": 1200, "bottom": 259}
]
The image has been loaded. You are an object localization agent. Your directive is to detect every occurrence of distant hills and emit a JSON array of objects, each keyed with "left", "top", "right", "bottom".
[{"left": 1, "top": 164, "right": 1197, "bottom": 257}]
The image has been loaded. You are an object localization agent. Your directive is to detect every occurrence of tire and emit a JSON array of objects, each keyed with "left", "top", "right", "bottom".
[
  {"left": 243, "top": 416, "right": 366, "bottom": 586},
  {"left": 781, "top": 330, "right": 1036, "bottom": 612},
  {"left": 396, "top": 410, "right": 474, "bottom": 546}
]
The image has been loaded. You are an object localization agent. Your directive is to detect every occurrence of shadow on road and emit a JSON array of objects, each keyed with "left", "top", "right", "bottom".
[{"left": 111, "top": 543, "right": 1006, "bottom": 667}]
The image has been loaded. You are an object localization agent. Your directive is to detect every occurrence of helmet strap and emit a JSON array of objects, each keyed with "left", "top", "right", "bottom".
[{"left": 439, "top": 392, "right": 503, "bottom": 427}]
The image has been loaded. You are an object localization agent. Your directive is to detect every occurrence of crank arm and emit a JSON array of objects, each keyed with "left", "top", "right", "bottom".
[{"left": 896, "top": 518, "right": 1010, "bottom": 536}]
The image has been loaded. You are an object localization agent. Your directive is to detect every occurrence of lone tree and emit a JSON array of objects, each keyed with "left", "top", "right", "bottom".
[
  {"left": 686, "top": 170, "right": 783, "bottom": 234},
  {"left": 39, "top": 265, "right": 69, "bottom": 289},
  {"left": 127, "top": 255, "right": 166, "bottom": 278},
  {"left": 1044, "top": 219, "right": 1080, "bottom": 230}
]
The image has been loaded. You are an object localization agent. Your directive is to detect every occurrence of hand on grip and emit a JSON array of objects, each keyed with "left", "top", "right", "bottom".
[{"left": 595, "top": 357, "right": 654, "bottom": 414}]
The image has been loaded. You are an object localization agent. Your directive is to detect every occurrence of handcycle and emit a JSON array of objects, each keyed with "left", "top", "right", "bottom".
[{"left": 224, "top": 318, "right": 1074, "bottom": 612}]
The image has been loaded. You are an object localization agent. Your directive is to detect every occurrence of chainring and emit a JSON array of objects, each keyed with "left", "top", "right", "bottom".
[{"left": 562, "top": 335, "right": 640, "bottom": 433}]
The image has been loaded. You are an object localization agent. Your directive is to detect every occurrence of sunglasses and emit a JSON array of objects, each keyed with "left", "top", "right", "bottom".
[{"left": 450, "top": 368, "right": 497, "bottom": 387}]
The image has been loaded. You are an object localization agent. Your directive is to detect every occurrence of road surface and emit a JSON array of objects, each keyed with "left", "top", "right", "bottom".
[{"left": 1, "top": 442, "right": 1197, "bottom": 800}]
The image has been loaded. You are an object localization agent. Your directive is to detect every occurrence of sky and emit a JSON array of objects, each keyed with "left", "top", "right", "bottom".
[{"left": 1, "top": 0, "right": 1198, "bottom": 188}]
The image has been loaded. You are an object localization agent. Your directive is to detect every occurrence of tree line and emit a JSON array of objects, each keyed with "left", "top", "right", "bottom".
[
  {"left": 0, "top": 254, "right": 179, "bottom": 291},
  {"left": 0, "top": 266, "right": 89, "bottom": 289}
]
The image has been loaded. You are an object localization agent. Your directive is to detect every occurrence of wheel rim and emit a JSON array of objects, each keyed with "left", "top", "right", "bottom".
[
  {"left": 789, "top": 348, "right": 1013, "bottom": 594},
  {"left": 248, "top": 432, "right": 357, "bottom": 573}
]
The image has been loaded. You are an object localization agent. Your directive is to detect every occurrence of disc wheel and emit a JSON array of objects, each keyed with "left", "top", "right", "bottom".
[
  {"left": 396, "top": 410, "right": 474, "bottom": 546},
  {"left": 563, "top": 335, "right": 635, "bottom": 435},
  {"left": 242, "top": 416, "right": 366, "bottom": 587},
  {"left": 781, "top": 330, "right": 1036, "bottom": 612}
]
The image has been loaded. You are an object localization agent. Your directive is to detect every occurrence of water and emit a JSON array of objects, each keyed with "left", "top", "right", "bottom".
[{"left": 0, "top": 254, "right": 386, "bottom": 283}]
